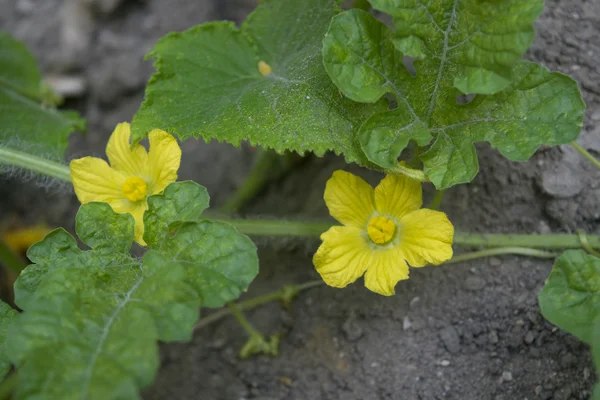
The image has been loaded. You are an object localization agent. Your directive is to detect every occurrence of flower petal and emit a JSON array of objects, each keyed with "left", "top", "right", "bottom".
[
  {"left": 324, "top": 170, "right": 375, "bottom": 228},
  {"left": 374, "top": 174, "right": 422, "bottom": 219},
  {"left": 313, "top": 226, "right": 372, "bottom": 288},
  {"left": 146, "top": 129, "right": 181, "bottom": 193},
  {"left": 398, "top": 209, "right": 454, "bottom": 267},
  {"left": 363, "top": 248, "right": 409, "bottom": 296},
  {"left": 70, "top": 157, "right": 126, "bottom": 205},
  {"left": 106, "top": 122, "right": 149, "bottom": 176},
  {"left": 128, "top": 202, "right": 148, "bottom": 246}
]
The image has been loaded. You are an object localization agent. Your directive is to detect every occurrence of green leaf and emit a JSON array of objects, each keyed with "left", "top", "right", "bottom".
[
  {"left": 132, "top": 0, "right": 385, "bottom": 165},
  {"left": 8, "top": 256, "right": 199, "bottom": 399},
  {"left": 145, "top": 183, "right": 258, "bottom": 307},
  {"left": 0, "top": 33, "right": 84, "bottom": 163},
  {"left": 143, "top": 181, "right": 209, "bottom": 247},
  {"left": 370, "top": 0, "right": 543, "bottom": 94},
  {"left": 323, "top": 7, "right": 585, "bottom": 188},
  {"left": 10, "top": 182, "right": 259, "bottom": 398},
  {"left": 539, "top": 250, "right": 600, "bottom": 344},
  {"left": 7, "top": 200, "right": 208, "bottom": 399},
  {"left": 0, "top": 301, "right": 17, "bottom": 379}
]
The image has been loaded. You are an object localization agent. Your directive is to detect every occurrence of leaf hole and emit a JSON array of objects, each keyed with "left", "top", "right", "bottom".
[
  {"left": 456, "top": 93, "right": 476, "bottom": 105},
  {"left": 402, "top": 56, "right": 417, "bottom": 77}
]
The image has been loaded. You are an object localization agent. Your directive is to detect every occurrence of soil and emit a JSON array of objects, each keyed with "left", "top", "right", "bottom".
[{"left": 1, "top": 0, "right": 600, "bottom": 399}]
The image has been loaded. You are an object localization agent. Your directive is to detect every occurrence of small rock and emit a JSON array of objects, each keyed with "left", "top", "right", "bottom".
[
  {"left": 488, "top": 330, "right": 499, "bottom": 344},
  {"left": 16, "top": 0, "right": 34, "bottom": 14},
  {"left": 342, "top": 317, "right": 363, "bottom": 342},
  {"left": 439, "top": 326, "right": 461, "bottom": 354},
  {"left": 524, "top": 331, "right": 535, "bottom": 345},
  {"left": 440, "top": 359, "right": 450, "bottom": 367},
  {"left": 489, "top": 257, "right": 501, "bottom": 267},
  {"left": 501, "top": 371, "right": 513, "bottom": 382},
  {"left": 464, "top": 276, "right": 486, "bottom": 291},
  {"left": 409, "top": 296, "right": 420, "bottom": 309},
  {"left": 403, "top": 316, "right": 412, "bottom": 330},
  {"left": 540, "top": 161, "right": 583, "bottom": 198}
]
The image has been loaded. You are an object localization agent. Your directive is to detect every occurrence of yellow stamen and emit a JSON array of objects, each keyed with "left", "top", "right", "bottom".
[
  {"left": 122, "top": 177, "right": 147, "bottom": 202},
  {"left": 367, "top": 216, "right": 396, "bottom": 245},
  {"left": 258, "top": 60, "right": 272, "bottom": 76}
]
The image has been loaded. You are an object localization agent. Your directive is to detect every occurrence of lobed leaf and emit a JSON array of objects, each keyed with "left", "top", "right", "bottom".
[
  {"left": 131, "top": 0, "right": 385, "bottom": 165},
  {"left": 0, "top": 301, "right": 17, "bottom": 379},
  {"left": 538, "top": 250, "right": 600, "bottom": 344},
  {"left": 8, "top": 182, "right": 258, "bottom": 399},
  {"left": 144, "top": 181, "right": 258, "bottom": 308},
  {"left": 323, "top": 4, "right": 585, "bottom": 189},
  {"left": 0, "top": 33, "right": 84, "bottom": 163}
]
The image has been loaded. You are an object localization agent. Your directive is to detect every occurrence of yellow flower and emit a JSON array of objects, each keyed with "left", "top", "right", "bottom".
[
  {"left": 70, "top": 122, "right": 181, "bottom": 245},
  {"left": 3, "top": 224, "right": 52, "bottom": 254},
  {"left": 313, "top": 170, "right": 454, "bottom": 296}
]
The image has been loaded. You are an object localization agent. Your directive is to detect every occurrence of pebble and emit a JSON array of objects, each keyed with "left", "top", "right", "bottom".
[
  {"left": 524, "top": 331, "right": 535, "bottom": 345},
  {"left": 464, "top": 276, "right": 486, "bottom": 291},
  {"left": 440, "top": 360, "right": 450, "bottom": 367},
  {"left": 403, "top": 316, "right": 412, "bottom": 330},
  {"left": 489, "top": 257, "right": 502, "bottom": 267},
  {"left": 409, "top": 297, "right": 420, "bottom": 309},
  {"left": 540, "top": 161, "right": 583, "bottom": 198},
  {"left": 501, "top": 371, "right": 513, "bottom": 382},
  {"left": 439, "top": 326, "right": 461, "bottom": 354},
  {"left": 488, "top": 330, "right": 499, "bottom": 344},
  {"left": 342, "top": 318, "right": 363, "bottom": 341}
]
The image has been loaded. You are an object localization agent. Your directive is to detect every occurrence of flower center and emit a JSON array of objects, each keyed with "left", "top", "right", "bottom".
[
  {"left": 367, "top": 216, "right": 396, "bottom": 245},
  {"left": 122, "top": 177, "right": 147, "bottom": 202}
]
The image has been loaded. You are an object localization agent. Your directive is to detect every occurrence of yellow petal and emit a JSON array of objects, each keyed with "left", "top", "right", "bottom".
[
  {"left": 363, "top": 248, "right": 409, "bottom": 296},
  {"left": 146, "top": 129, "right": 181, "bottom": 194},
  {"left": 398, "top": 209, "right": 454, "bottom": 267},
  {"left": 374, "top": 174, "right": 422, "bottom": 219},
  {"left": 313, "top": 226, "right": 372, "bottom": 288},
  {"left": 70, "top": 157, "right": 126, "bottom": 205},
  {"left": 3, "top": 225, "right": 52, "bottom": 254},
  {"left": 128, "top": 202, "right": 148, "bottom": 246},
  {"left": 324, "top": 170, "right": 375, "bottom": 228},
  {"left": 106, "top": 122, "right": 149, "bottom": 176}
]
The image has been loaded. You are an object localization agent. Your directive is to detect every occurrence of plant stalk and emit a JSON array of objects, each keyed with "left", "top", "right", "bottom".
[
  {"left": 571, "top": 142, "right": 600, "bottom": 170},
  {"left": 193, "top": 247, "right": 557, "bottom": 332},
  {"left": 222, "top": 219, "right": 600, "bottom": 250},
  {"left": 0, "top": 146, "right": 71, "bottom": 182}
]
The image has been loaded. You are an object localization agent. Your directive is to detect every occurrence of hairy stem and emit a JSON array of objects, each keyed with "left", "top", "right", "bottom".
[
  {"left": 221, "top": 219, "right": 600, "bottom": 250},
  {"left": 387, "top": 163, "right": 429, "bottom": 182},
  {"left": 195, "top": 280, "right": 323, "bottom": 332},
  {"left": 228, "top": 302, "right": 262, "bottom": 338},
  {"left": 0, "top": 239, "right": 27, "bottom": 273},
  {"left": 571, "top": 142, "right": 600, "bottom": 170},
  {"left": 0, "top": 146, "right": 71, "bottom": 182},
  {"left": 428, "top": 189, "right": 446, "bottom": 210},
  {"left": 446, "top": 247, "right": 557, "bottom": 263},
  {"left": 193, "top": 247, "right": 557, "bottom": 332}
]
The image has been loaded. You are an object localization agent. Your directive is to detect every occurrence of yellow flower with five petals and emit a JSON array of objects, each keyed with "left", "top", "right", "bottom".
[
  {"left": 313, "top": 170, "right": 454, "bottom": 296},
  {"left": 70, "top": 122, "right": 181, "bottom": 245}
]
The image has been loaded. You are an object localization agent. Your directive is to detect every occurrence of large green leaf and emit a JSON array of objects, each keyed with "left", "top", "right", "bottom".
[
  {"left": 9, "top": 182, "right": 259, "bottom": 399},
  {"left": 131, "top": 0, "right": 385, "bottom": 164},
  {"left": 144, "top": 182, "right": 259, "bottom": 308},
  {"left": 0, "top": 33, "right": 84, "bottom": 162},
  {"left": 539, "top": 250, "right": 600, "bottom": 344},
  {"left": 0, "top": 301, "right": 17, "bottom": 379},
  {"left": 323, "top": 5, "right": 585, "bottom": 189}
]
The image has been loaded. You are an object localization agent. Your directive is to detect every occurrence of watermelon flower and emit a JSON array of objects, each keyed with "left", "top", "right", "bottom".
[
  {"left": 70, "top": 122, "right": 181, "bottom": 245},
  {"left": 313, "top": 170, "right": 454, "bottom": 296}
]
